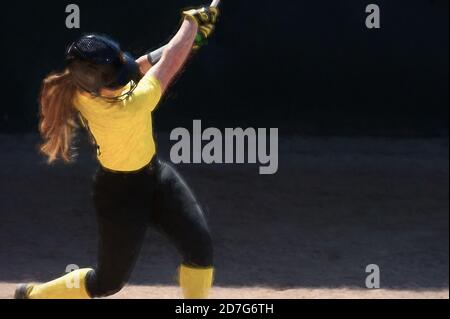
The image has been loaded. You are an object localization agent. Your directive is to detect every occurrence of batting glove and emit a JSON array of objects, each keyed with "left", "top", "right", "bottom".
[{"left": 182, "top": 6, "right": 220, "bottom": 49}]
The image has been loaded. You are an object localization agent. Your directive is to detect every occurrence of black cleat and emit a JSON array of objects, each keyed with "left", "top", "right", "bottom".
[{"left": 14, "top": 284, "right": 31, "bottom": 299}]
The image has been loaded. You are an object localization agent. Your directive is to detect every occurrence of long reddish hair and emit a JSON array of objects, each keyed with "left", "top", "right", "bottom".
[{"left": 39, "top": 70, "right": 78, "bottom": 163}]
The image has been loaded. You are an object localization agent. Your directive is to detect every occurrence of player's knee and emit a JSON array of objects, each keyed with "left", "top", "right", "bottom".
[
  {"left": 86, "top": 270, "right": 127, "bottom": 298},
  {"left": 92, "top": 279, "right": 127, "bottom": 298}
]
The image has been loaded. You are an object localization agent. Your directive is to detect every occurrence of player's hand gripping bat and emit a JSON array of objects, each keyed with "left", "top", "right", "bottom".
[{"left": 147, "top": 0, "right": 221, "bottom": 65}]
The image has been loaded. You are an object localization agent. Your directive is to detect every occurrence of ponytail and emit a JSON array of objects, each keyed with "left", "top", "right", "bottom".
[{"left": 39, "top": 70, "right": 78, "bottom": 163}]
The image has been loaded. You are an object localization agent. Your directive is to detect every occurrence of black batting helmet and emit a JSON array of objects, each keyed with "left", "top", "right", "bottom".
[{"left": 66, "top": 34, "right": 141, "bottom": 97}]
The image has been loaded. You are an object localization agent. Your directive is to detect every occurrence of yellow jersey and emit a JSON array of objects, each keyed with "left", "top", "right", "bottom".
[{"left": 73, "top": 72, "right": 162, "bottom": 172}]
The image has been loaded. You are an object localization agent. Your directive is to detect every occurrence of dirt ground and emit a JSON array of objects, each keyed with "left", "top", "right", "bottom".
[{"left": 0, "top": 134, "right": 448, "bottom": 299}]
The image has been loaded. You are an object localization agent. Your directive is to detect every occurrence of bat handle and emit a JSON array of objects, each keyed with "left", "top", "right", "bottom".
[{"left": 210, "top": 0, "right": 221, "bottom": 8}]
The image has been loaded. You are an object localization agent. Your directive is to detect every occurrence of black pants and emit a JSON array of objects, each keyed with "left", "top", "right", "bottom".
[{"left": 86, "top": 157, "right": 213, "bottom": 298}]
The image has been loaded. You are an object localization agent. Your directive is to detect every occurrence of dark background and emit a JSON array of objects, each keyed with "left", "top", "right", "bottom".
[{"left": 0, "top": 0, "right": 448, "bottom": 136}]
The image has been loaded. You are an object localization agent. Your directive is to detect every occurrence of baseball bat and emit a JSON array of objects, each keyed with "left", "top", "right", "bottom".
[{"left": 148, "top": 0, "right": 221, "bottom": 65}]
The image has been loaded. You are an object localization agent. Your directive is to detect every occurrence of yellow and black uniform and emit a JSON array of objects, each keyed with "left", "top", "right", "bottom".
[
  {"left": 16, "top": 4, "right": 221, "bottom": 300},
  {"left": 73, "top": 72, "right": 162, "bottom": 172},
  {"left": 18, "top": 72, "right": 214, "bottom": 299}
]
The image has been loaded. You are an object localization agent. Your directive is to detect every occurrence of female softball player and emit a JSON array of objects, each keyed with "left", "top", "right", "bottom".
[{"left": 14, "top": 5, "right": 219, "bottom": 299}]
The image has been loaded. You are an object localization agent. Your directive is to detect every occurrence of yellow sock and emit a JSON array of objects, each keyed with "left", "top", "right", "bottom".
[
  {"left": 178, "top": 264, "right": 214, "bottom": 299},
  {"left": 28, "top": 268, "right": 93, "bottom": 299}
]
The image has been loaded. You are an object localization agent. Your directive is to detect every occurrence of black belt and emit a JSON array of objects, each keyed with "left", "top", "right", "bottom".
[{"left": 99, "top": 155, "right": 157, "bottom": 175}]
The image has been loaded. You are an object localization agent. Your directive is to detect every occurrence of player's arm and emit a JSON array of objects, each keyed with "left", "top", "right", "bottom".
[
  {"left": 136, "top": 55, "right": 153, "bottom": 75},
  {"left": 146, "top": 18, "right": 198, "bottom": 93},
  {"left": 146, "top": 6, "right": 219, "bottom": 93}
]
